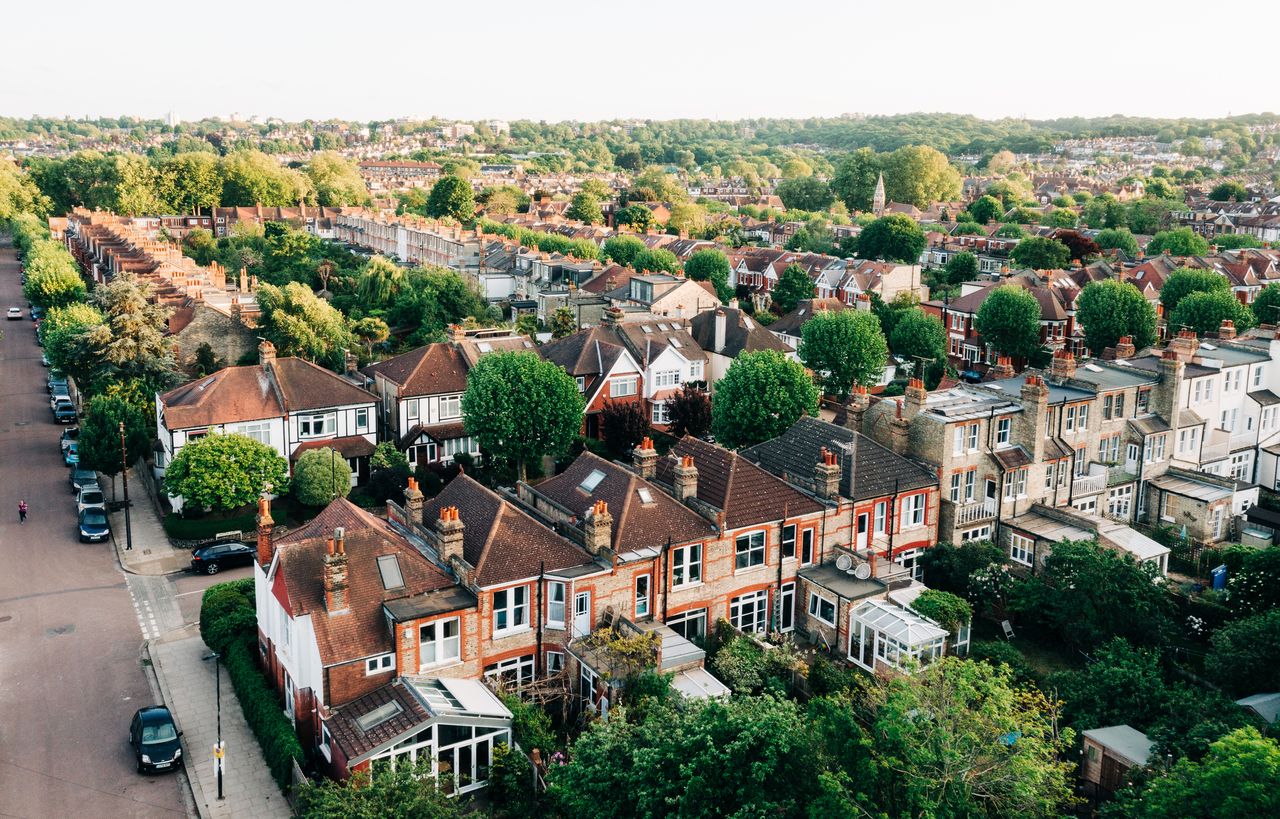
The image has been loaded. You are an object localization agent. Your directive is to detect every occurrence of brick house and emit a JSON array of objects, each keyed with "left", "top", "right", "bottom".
[{"left": 538, "top": 326, "right": 644, "bottom": 439}]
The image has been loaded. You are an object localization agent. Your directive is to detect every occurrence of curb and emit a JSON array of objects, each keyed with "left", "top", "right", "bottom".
[{"left": 145, "top": 637, "right": 214, "bottom": 819}]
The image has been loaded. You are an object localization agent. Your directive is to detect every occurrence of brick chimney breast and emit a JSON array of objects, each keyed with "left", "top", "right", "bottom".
[
  {"left": 256, "top": 495, "right": 275, "bottom": 566},
  {"left": 632, "top": 437, "right": 658, "bottom": 479},
  {"left": 403, "top": 477, "right": 424, "bottom": 526},
  {"left": 584, "top": 499, "right": 613, "bottom": 556},
  {"left": 673, "top": 455, "right": 699, "bottom": 503},
  {"left": 323, "top": 526, "right": 350, "bottom": 613},
  {"left": 436, "top": 506, "right": 466, "bottom": 566},
  {"left": 814, "top": 447, "right": 842, "bottom": 501}
]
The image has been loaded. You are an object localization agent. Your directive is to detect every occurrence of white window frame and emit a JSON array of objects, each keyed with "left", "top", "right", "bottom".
[
  {"left": 299, "top": 412, "right": 336, "bottom": 437},
  {"left": 419, "top": 618, "right": 461, "bottom": 668},
  {"left": 546, "top": 581, "right": 566, "bottom": 628},
  {"left": 439, "top": 394, "right": 462, "bottom": 420},
  {"left": 492, "top": 585, "right": 529, "bottom": 635},
  {"left": 734, "top": 531, "right": 766, "bottom": 571},
  {"left": 651, "top": 401, "right": 670, "bottom": 425},
  {"left": 672, "top": 543, "right": 702, "bottom": 587},
  {"left": 966, "top": 422, "right": 979, "bottom": 451},
  {"left": 1009, "top": 533, "right": 1034, "bottom": 567},
  {"left": 995, "top": 417, "right": 1011, "bottom": 446},
  {"left": 901, "top": 494, "right": 925, "bottom": 528},
  {"left": 545, "top": 651, "right": 565, "bottom": 675},
  {"left": 666, "top": 608, "right": 707, "bottom": 641},
  {"left": 634, "top": 574, "right": 651, "bottom": 618},
  {"left": 808, "top": 592, "right": 836, "bottom": 627},
  {"left": 654, "top": 369, "right": 681, "bottom": 389},
  {"left": 239, "top": 421, "right": 271, "bottom": 446},
  {"left": 781, "top": 524, "right": 797, "bottom": 560},
  {"left": 355, "top": 407, "right": 369, "bottom": 432},
  {"left": 610, "top": 377, "right": 638, "bottom": 398},
  {"left": 729, "top": 590, "right": 769, "bottom": 634},
  {"left": 365, "top": 653, "right": 395, "bottom": 676},
  {"left": 873, "top": 501, "right": 887, "bottom": 534}
]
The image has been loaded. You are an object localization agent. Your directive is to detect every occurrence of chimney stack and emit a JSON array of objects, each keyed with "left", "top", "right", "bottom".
[
  {"left": 713, "top": 309, "right": 727, "bottom": 354},
  {"left": 1218, "top": 319, "right": 1237, "bottom": 340},
  {"left": 673, "top": 455, "right": 699, "bottom": 503},
  {"left": 436, "top": 506, "right": 465, "bottom": 566},
  {"left": 855, "top": 293, "right": 871, "bottom": 312},
  {"left": 583, "top": 500, "right": 613, "bottom": 557},
  {"left": 990, "top": 355, "right": 1015, "bottom": 380},
  {"left": 632, "top": 437, "right": 658, "bottom": 479},
  {"left": 323, "top": 527, "right": 349, "bottom": 613},
  {"left": 1167, "top": 328, "right": 1198, "bottom": 362},
  {"left": 345, "top": 350, "right": 359, "bottom": 376},
  {"left": 448, "top": 324, "right": 467, "bottom": 345},
  {"left": 403, "top": 477, "right": 424, "bottom": 526},
  {"left": 903, "top": 378, "right": 927, "bottom": 419},
  {"left": 258, "top": 339, "right": 277, "bottom": 368},
  {"left": 255, "top": 495, "right": 275, "bottom": 566},
  {"left": 602, "top": 306, "right": 625, "bottom": 326},
  {"left": 889, "top": 399, "right": 911, "bottom": 455},
  {"left": 1049, "top": 350, "right": 1076, "bottom": 380},
  {"left": 814, "top": 447, "right": 842, "bottom": 501},
  {"left": 845, "top": 384, "right": 870, "bottom": 432},
  {"left": 1114, "top": 335, "right": 1136, "bottom": 359}
]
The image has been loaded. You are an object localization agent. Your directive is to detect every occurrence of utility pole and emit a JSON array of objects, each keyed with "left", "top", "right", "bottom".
[
  {"left": 119, "top": 421, "right": 133, "bottom": 551},
  {"left": 204, "top": 651, "right": 225, "bottom": 800}
]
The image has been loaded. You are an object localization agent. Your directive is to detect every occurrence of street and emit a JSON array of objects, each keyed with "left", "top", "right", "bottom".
[{"left": 0, "top": 239, "right": 250, "bottom": 818}]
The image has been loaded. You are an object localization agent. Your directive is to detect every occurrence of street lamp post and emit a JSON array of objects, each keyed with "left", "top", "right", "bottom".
[
  {"left": 119, "top": 421, "right": 133, "bottom": 551},
  {"left": 203, "top": 651, "right": 225, "bottom": 800}
]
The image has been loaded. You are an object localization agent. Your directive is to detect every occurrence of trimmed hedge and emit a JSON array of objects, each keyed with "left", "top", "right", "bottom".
[
  {"left": 165, "top": 511, "right": 257, "bottom": 541},
  {"left": 200, "top": 579, "right": 303, "bottom": 791}
]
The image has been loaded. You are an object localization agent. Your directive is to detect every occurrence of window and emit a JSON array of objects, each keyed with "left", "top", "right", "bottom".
[
  {"left": 1114, "top": 394, "right": 1125, "bottom": 418},
  {"left": 1009, "top": 534, "right": 1034, "bottom": 566},
  {"left": 808, "top": 593, "right": 836, "bottom": 626},
  {"left": 419, "top": 618, "right": 460, "bottom": 667},
  {"left": 1074, "top": 497, "right": 1097, "bottom": 513},
  {"left": 690, "top": 361, "right": 704, "bottom": 380},
  {"left": 735, "top": 531, "right": 766, "bottom": 570},
  {"left": 239, "top": 422, "right": 271, "bottom": 446},
  {"left": 545, "top": 651, "right": 565, "bottom": 675},
  {"left": 1003, "top": 468, "right": 1027, "bottom": 499},
  {"left": 780, "top": 582, "right": 795, "bottom": 632},
  {"left": 365, "top": 653, "right": 395, "bottom": 675},
  {"left": 651, "top": 401, "right": 670, "bottom": 425},
  {"left": 299, "top": 413, "right": 336, "bottom": 437},
  {"left": 801, "top": 528, "right": 815, "bottom": 565},
  {"left": 1077, "top": 405, "right": 1089, "bottom": 430},
  {"left": 575, "top": 376, "right": 585, "bottom": 393},
  {"left": 960, "top": 525, "right": 991, "bottom": 542},
  {"left": 995, "top": 417, "right": 1011, "bottom": 446},
  {"left": 1075, "top": 446, "right": 1088, "bottom": 476},
  {"left": 484, "top": 655, "right": 535, "bottom": 687},
  {"left": 873, "top": 501, "right": 887, "bottom": 534},
  {"left": 1255, "top": 366, "right": 1264, "bottom": 388},
  {"left": 1108, "top": 486, "right": 1133, "bottom": 518},
  {"left": 953, "top": 426, "right": 964, "bottom": 455},
  {"left": 729, "top": 590, "right": 769, "bottom": 634},
  {"left": 406, "top": 398, "right": 419, "bottom": 421},
  {"left": 964, "top": 470, "right": 975, "bottom": 502},
  {"left": 1045, "top": 462, "right": 1057, "bottom": 490},
  {"left": 1064, "top": 405, "right": 1076, "bottom": 432},
  {"left": 949, "top": 472, "right": 962, "bottom": 503},
  {"left": 1103, "top": 394, "right": 1113, "bottom": 419},
  {"left": 493, "top": 586, "right": 529, "bottom": 634},
  {"left": 672, "top": 544, "right": 702, "bottom": 587},
  {"left": 578, "top": 469, "right": 606, "bottom": 494},
  {"left": 355, "top": 407, "right": 369, "bottom": 432},
  {"left": 439, "top": 395, "right": 461, "bottom": 420},
  {"left": 634, "top": 574, "right": 651, "bottom": 618},
  {"left": 377, "top": 555, "right": 405, "bottom": 590},
  {"left": 1265, "top": 407, "right": 1276, "bottom": 430},
  {"left": 666, "top": 608, "right": 707, "bottom": 641},
  {"left": 901, "top": 494, "right": 925, "bottom": 528},
  {"left": 1137, "top": 389, "right": 1150, "bottom": 413},
  {"left": 610, "top": 377, "right": 637, "bottom": 398},
  {"left": 781, "top": 524, "right": 797, "bottom": 559},
  {"left": 967, "top": 422, "right": 979, "bottom": 451},
  {"left": 654, "top": 370, "right": 680, "bottom": 388},
  {"left": 546, "top": 581, "right": 566, "bottom": 627},
  {"left": 950, "top": 313, "right": 964, "bottom": 331}
]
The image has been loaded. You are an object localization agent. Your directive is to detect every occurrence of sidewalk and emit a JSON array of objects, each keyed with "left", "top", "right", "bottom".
[
  {"left": 151, "top": 627, "right": 292, "bottom": 819},
  {"left": 109, "top": 466, "right": 189, "bottom": 575}
]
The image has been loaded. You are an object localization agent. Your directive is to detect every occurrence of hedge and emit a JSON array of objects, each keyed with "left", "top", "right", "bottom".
[
  {"left": 165, "top": 511, "right": 258, "bottom": 541},
  {"left": 200, "top": 579, "right": 304, "bottom": 791}
]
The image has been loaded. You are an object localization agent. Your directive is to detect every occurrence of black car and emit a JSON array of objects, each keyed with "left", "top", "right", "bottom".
[
  {"left": 70, "top": 468, "right": 99, "bottom": 494},
  {"left": 191, "top": 540, "right": 256, "bottom": 574},
  {"left": 54, "top": 402, "right": 77, "bottom": 424},
  {"left": 128, "top": 706, "right": 183, "bottom": 774},
  {"left": 78, "top": 508, "right": 110, "bottom": 543},
  {"left": 48, "top": 373, "right": 67, "bottom": 394}
]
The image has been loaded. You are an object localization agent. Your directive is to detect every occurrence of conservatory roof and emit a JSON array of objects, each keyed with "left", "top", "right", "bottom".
[{"left": 851, "top": 599, "right": 947, "bottom": 646}]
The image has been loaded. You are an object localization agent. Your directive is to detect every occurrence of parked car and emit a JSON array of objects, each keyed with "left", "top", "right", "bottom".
[
  {"left": 47, "top": 373, "right": 67, "bottom": 394},
  {"left": 78, "top": 508, "right": 110, "bottom": 543},
  {"left": 50, "top": 391, "right": 71, "bottom": 411},
  {"left": 60, "top": 427, "right": 79, "bottom": 454},
  {"left": 30, "top": 305, "right": 44, "bottom": 321},
  {"left": 70, "top": 468, "right": 99, "bottom": 495},
  {"left": 54, "top": 402, "right": 77, "bottom": 424},
  {"left": 77, "top": 487, "right": 106, "bottom": 515},
  {"left": 40, "top": 352, "right": 50, "bottom": 367},
  {"left": 64, "top": 441, "right": 80, "bottom": 466},
  {"left": 128, "top": 706, "right": 183, "bottom": 774},
  {"left": 6, "top": 306, "right": 20, "bottom": 320},
  {"left": 190, "top": 540, "right": 257, "bottom": 575}
]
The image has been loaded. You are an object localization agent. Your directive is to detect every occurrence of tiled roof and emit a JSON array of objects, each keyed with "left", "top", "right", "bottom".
[
  {"left": 658, "top": 436, "right": 823, "bottom": 529},
  {"left": 273, "top": 499, "right": 458, "bottom": 669},
  {"left": 421, "top": 474, "right": 593, "bottom": 586},
  {"left": 741, "top": 417, "right": 938, "bottom": 501},
  {"left": 269, "top": 358, "right": 375, "bottom": 411},
  {"left": 534, "top": 452, "right": 715, "bottom": 550},
  {"left": 687, "top": 308, "right": 792, "bottom": 357},
  {"left": 328, "top": 679, "right": 431, "bottom": 763},
  {"left": 290, "top": 435, "right": 376, "bottom": 462},
  {"left": 768, "top": 298, "right": 850, "bottom": 336},
  {"left": 363, "top": 343, "right": 469, "bottom": 397}
]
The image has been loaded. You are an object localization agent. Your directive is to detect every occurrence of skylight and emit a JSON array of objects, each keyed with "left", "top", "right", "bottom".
[
  {"left": 669, "top": 339, "right": 681, "bottom": 348},
  {"left": 641, "top": 325, "right": 653, "bottom": 333},
  {"left": 355, "top": 700, "right": 403, "bottom": 732},
  {"left": 637, "top": 487, "right": 654, "bottom": 504},
  {"left": 579, "top": 469, "right": 606, "bottom": 493},
  {"left": 377, "top": 554, "right": 405, "bottom": 590},
  {"left": 1084, "top": 363, "right": 1102, "bottom": 372},
  {"left": 657, "top": 323, "right": 669, "bottom": 330},
  {"left": 477, "top": 341, "right": 493, "bottom": 353}
]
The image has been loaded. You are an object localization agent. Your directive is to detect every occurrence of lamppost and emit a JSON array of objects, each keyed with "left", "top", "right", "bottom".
[
  {"left": 119, "top": 421, "right": 133, "bottom": 551},
  {"left": 201, "top": 651, "right": 225, "bottom": 800}
]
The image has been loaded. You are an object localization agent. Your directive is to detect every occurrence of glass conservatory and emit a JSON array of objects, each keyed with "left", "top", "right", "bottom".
[{"left": 847, "top": 598, "right": 948, "bottom": 673}]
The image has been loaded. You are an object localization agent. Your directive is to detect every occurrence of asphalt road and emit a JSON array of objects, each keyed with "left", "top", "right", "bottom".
[{"left": 0, "top": 240, "right": 186, "bottom": 818}]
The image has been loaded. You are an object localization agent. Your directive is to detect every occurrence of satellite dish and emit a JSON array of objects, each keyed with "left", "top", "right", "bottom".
[
  {"left": 854, "top": 563, "right": 873, "bottom": 580},
  {"left": 835, "top": 554, "right": 852, "bottom": 571}
]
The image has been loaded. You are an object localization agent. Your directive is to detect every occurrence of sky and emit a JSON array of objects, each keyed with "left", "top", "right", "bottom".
[{"left": 3, "top": 0, "right": 1276, "bottom": 124}]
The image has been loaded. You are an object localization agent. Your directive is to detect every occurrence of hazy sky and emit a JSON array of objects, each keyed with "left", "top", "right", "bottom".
[{"left": 3, "top": 0, "right": 1274, "bottom": 123}]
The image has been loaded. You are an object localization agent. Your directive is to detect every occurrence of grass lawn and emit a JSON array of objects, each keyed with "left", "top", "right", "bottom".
[{"left": 973, "top": 618, "right": 1085, "bottom": 678}]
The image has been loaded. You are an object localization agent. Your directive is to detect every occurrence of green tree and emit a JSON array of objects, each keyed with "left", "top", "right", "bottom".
[
  {"left": 181, "top": 227, "right": 219, "bottom": 265},
  {"left": 1075, "top": 280, "right": 1157, "bottom": 354},
  {"left": 1050, "top": 638, "right": 1172, "bottom": 733},
  {"left": 256, "top": 282, "right": 355, "bottom": 370},
  {"left": 1096, "top": 227, "right": 1140, "bottom": 256},
  {"left": 1206, "top": 610, "right": 1280, "bottom": 697},
  {"left": 425, "top": 175, "right": 476, "bottom": 222},
  {"left": 666, "top": 203, "right": 708, "bottom": 237},
  {"left": 920, "top": 540, "right": 1007, "bottom": 599},
  {"left": 1149, "top": 227, "right": 1211, "bottom": 256},
  {"left": 994, "top": 222, "right": 1027, "bottom": 239},
  {"left": 566, "top": 191, "right": 603, "bottom": 224},
  {"left": 952, "top": 221, "right": 985, "bottom": 236},
  {"left": 1225, "top": 547, "right": 1280, "bottom": 615},
  {"left": 1209, "top": 180, "right": 1248, "bottom": 201},
  {"left": 855, "top": 214, "right": 927, "bottom": 263},
  {"left": 22, "top": 240, "right": 86, "bottom": 308},
  {"left": 164, "top": 434, "right": 289, "bottom": 513},
  {"left": 712, "top": 350, "right": 819, "bottom": 448},
  {"left": 462, "top": 351, "right": 585, "bottom": 480},
  {"left": 1009, "top": 236, "right": 1071, "bottom": 269},
  {"left": 830, "top": 147, "right": 881, "bottom": 212},
  {"left": 974, "top": 285, "right": 1043, "bottom": 360},
  {"left": 1009, "top": 538, "right": 1172, "bottom": 650},
  {"left": 292, "top": 448, "right": 351, "bottom": 506},
  {"left": 1043, "top": 208, "right": 1078, "bottom": 228},
  {"left": 387, "top": 266, "right": 493, "bottom": 346},
  {"left": 667, "top": 384, "right": 712, "bottom": 439},
  {"left": 220, "top": 150, "right": 314, "bottom": 207},
  {"left": 1106, "top": 728, "right": 1280, "bottom": 819},
  {"left": 1127, "top": 197, "right": 1183, "bottom": 235},
  {"left": 1170, "top": 290, "right": 1255, "bottom": 336},
  {"left": 772, "top": 263, "right": 816, "bottom": 314},
  {"left": 683, "top": 248, "right": 733, "bottom": 302},
  {"left": 1160, "top": 267, "right": 1230, "bottom": 314},
  {"left": 941, "top": 250, "right": 978, "bottom": 287},
  {"left": 889, "top": 309, "right": 948, "bottom": 387},
  {"left": 968, "top": 194, "right": 1004, "bottom": 225},
  {"left": 303, "top": 152, "right": 370, "bottom": 206},
  {"left": 613, "top": 204, "right": 655, "bottom": 232},
  {"left": 800, "top": 310, "right": 888, "bottom": 398},
  {"left": 352, "top": 316, "right": 390, "bottom": 357},
  {"left": 632, "top": 247, "right": 680, "bottom": 274},
  {"left": 549, "top": 306, "right": 577, "bottom": 339},
  {"left": 601, "top": 234, "right": 647, "bottom": 266},
  {"left": 775, "top": 176, "right": 834, "bottom": 212},
  {"left": 77, "top": 394, "right": 150, "bottom": 494},
  {"left": 38, "top": 302, "right": 105, "bottom": 375},
  {"left": 881, "top": 145, "right": 962, "bottom": 207},
  {"left": 295, "top": 758, "right": 464, "bottom": 819},
  {"left": 73, "top": 274, "right": 176, "bottom": 393},
  {"left": 158, "top": 152, "right": 223, "bottom": 214},
  {"left": 601, "top": 400, "right": 650, "bottom": 458},
  {"left": 909, "top": 588, "right": 972, "bottom": 634},
  {"left": 356, "top": 255, "right": 405, "bottom": 307},
  {"left": 1213, "top": 233, "right": 1263, "bottom": 250}
]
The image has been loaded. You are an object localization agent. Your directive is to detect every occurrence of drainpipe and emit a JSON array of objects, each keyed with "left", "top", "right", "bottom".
[
  {"left": 535, "top": 561, "right": 544, "bottom": 675},
  {"left": 661, "top": 537, "right": 671, "bottom": 622},
  {"left": 774, "top": 506, "right": 787, "bottom": 636},
  {"left": 887, "top": 478, "right": 899, "bottom": 562}
]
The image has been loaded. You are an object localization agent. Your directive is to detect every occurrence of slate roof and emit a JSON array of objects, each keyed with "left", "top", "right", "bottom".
[
  {"left": 656, "top": 436, "right": 823, "bottom": 529},
  {"left": 272, "top": 499, "right": 459, "bottom": 669},
  {"left": 768, "top": 298, "right": 850, "bottom": 337},
  {"left": 740, "top": 417, "right": 938, "bottom": 502},
  {"left": 421, "top": 474, "right": 594, "bottom": 586},
  {"left": 687, "top": 308, "right": 792, "bottom": 357},
  {"left": 533, "top": 451, "right": 715, "bottom": 550},
  {"left": 159, "top": 357, "right": 375, "bottom": 430}
]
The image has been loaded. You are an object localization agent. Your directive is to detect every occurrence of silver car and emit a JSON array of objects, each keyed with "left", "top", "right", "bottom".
[{"left": 77, "top": 487, "right": 106, "bottom": 516}]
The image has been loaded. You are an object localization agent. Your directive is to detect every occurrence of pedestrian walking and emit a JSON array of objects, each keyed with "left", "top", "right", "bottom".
[{"left": 18, "top": 500, "right": 28, "bottom": 524}]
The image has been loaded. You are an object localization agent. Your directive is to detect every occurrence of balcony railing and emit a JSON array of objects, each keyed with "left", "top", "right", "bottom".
[{"left": 953, "top": 499, "right": 997, "bottom": 525}]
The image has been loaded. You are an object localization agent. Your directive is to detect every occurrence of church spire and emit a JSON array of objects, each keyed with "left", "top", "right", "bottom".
[{"left": 872, "top": 172, "right": 886, "bottom": 217}]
